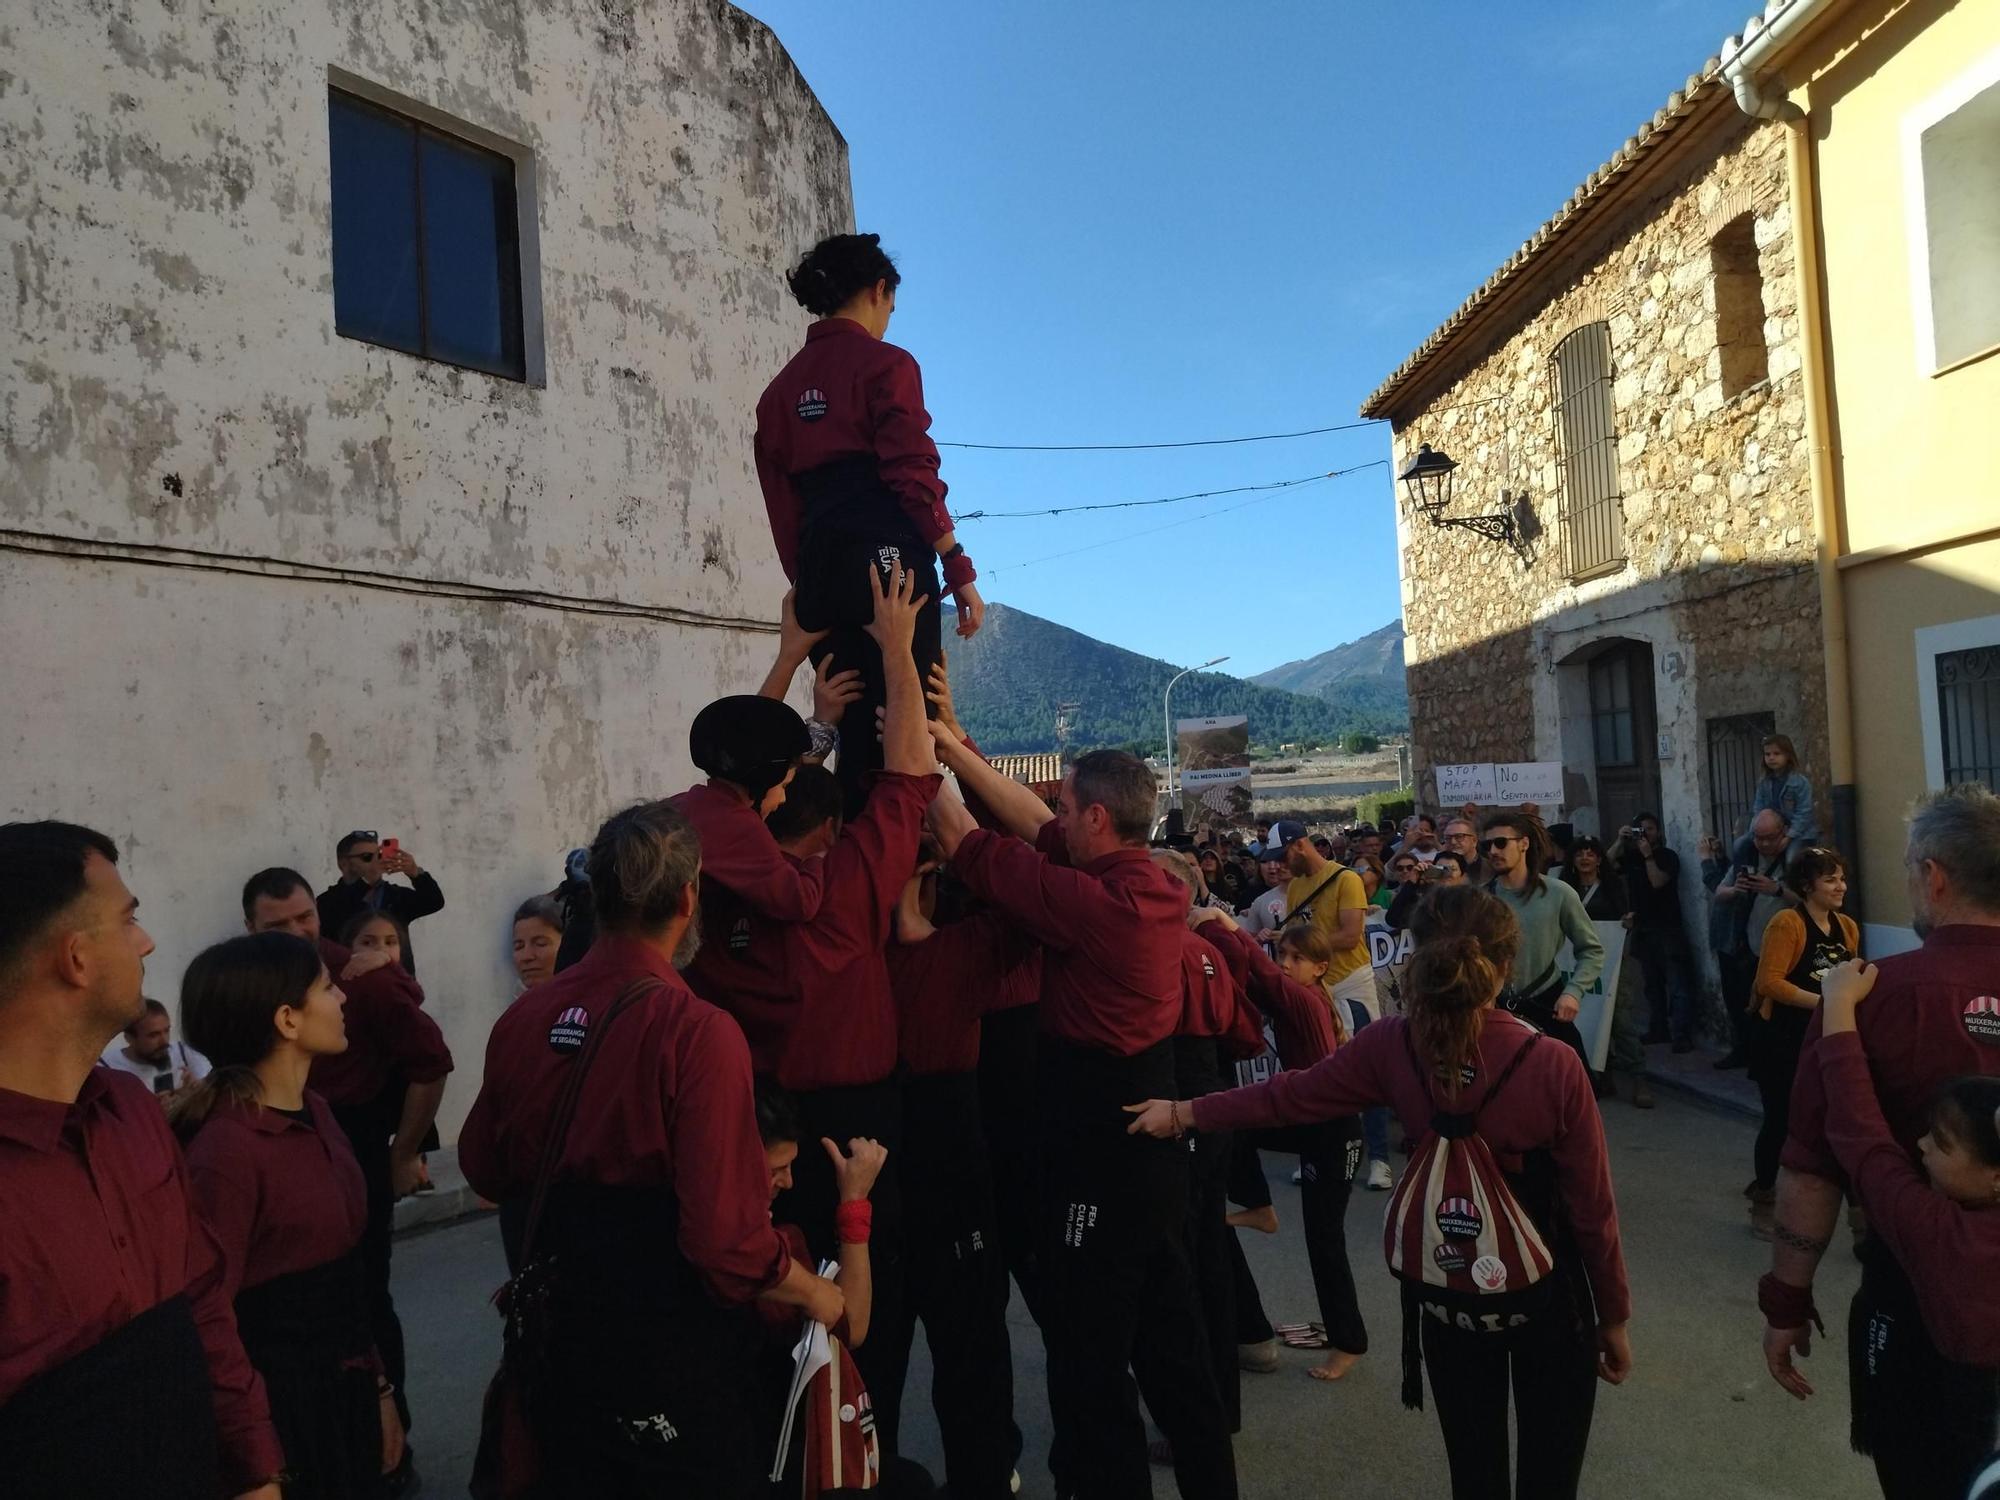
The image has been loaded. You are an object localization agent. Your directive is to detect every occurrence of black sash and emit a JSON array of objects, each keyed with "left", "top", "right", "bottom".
[
  {"left": 0, "top": 1294, "right": 221, "bottom": 1499},
  {"left": 235, "top": 1253, "right": 381, "bottom": 1500},
  {"left": 1171, "top": 1035, "right": 1226, "bottom": 1099},
  {"left": 1848, "top": 1238, "right": 1999, "bottom": 1464}
]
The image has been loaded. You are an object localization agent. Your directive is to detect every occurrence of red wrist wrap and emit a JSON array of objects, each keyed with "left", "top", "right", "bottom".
[
  {"left": 1758, "top": 1273, "right": 1822, "bottom": 1331},
  {"left": 835, "top": 1200, "right": 873, "bottom": 1245},
  {"left": 942, "top": 552, "right": 977, "bottom": 591}
]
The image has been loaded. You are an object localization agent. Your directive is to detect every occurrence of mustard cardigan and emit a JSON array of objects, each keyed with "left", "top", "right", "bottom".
[{"left": 1753, "top": 906, "right": 1861, "bottom": 1020}]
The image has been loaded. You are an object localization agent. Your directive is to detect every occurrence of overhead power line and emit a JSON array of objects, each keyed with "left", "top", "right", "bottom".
[
  {"left": 956, "top": 461, "right": 1387, "bottom": 522},
  {"left": 936, "top": 391, "right": 1515, "bottom": 453},
  {"left": 937, "top": 419, "right": 1383, "bottom": 453},
  {"left": 984, "top": 460, "right": 1389, "bottom": 576}
]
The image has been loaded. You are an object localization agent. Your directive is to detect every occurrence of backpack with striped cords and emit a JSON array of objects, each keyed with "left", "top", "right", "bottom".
[{"left": 1383, "top": 1024, "right": 1559, "bottom": 1406}]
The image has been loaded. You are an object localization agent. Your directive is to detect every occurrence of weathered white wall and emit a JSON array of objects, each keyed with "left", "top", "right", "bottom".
[{"left": 0, "top": 0, "right": 852, "bottom": 1137}]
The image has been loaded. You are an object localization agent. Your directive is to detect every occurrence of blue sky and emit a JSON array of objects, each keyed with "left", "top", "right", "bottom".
[{"left": 735, "top": 0, "right": 1756, "bottom": 678}]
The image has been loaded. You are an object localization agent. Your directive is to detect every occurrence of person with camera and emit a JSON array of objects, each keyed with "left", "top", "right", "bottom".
[
  {"left": 101, "top": 997, "right": 212, "bottom": 1104},
  {"left": 1481, "top": 813, "right": 1603, "bottom": 1078},
  {"left": 315, "top": 833, "right": 445, "bottom": 977},
  {"left": 1607, "top": 814, "right": 1696, "bottom": 1054}
]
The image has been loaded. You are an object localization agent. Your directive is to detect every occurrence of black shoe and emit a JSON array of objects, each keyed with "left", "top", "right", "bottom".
[
  {"left": 1713, "top": 1050, "right": 1748, "bottom": 1070},
  {"left": 1671, "top": 1038, "right": 1695, "bottom": 1054}
]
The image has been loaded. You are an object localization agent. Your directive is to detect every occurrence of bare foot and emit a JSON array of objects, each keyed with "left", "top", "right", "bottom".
[
  {"left": 1226, "top": 1204, "right": 1279, "bottom": 1235},
  {"left": 1308, "top": 1349, "right": 1361, "bottom": 1382}
]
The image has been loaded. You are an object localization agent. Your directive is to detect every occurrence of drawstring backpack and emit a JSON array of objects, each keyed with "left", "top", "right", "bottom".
[{"left": 1384, "top": 1023, "right": 1561, "bottom": 1407}]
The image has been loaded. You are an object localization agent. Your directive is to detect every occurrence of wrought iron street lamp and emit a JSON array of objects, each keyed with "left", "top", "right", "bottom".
[{"left": 1397, "top": 442, "right": 1520, "bottom": 547}]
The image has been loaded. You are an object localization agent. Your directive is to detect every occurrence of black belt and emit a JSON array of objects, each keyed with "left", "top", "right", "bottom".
[{"left": 0, "top": 1294, "right": 222, "bottom": 1499}]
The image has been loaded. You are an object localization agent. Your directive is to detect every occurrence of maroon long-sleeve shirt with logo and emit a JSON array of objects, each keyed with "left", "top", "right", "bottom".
[
  {"left": 0, "top": 1069, "right": 283, "bottom": 1491},
  {"left": 949, "top": 821, "right": 1183, "bottom": 1057},
  {"left": 753, "top": 318, "right": 954, "bottom": 580},
  {"left": 889, "top": 910, "right": 1042, "bottom": 1077},
  {"left": 459, "top": 935, "right": 789, "bottom": 1304},
  {"left": 1174, "top": 928, "right": 1267, "bottom": 1061},
  {"left": 306, "top": 938, "right": 453, "bottom": 1111}
]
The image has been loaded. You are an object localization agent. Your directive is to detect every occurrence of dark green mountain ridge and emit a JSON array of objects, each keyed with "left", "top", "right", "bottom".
[{"left": 940, "top": 602, "right": 1409, "bottom": 756}]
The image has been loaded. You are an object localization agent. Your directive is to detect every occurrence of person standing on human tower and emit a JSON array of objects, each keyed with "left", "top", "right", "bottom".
[{"left": 756, "top": 232, "right": 985, "bottom": 814}]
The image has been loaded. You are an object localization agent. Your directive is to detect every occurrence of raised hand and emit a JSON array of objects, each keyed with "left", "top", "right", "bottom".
[
  {"left": 812, "top": 656, "right": 864, "bottom": 726},
  {"left": 863, "top": 558, "right": 925, "bottom": 656},
  {"left": 824, "top": 1136, "right": 888, "bottom": 1203},
  {"left": 926, "top": 655, "right": 966, "bottom": 742}
]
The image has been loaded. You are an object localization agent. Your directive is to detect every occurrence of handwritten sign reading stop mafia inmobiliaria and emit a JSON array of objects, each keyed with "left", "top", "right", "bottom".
[{"left": 1435, "top": 761, "right": 1564, "bottom": 808}]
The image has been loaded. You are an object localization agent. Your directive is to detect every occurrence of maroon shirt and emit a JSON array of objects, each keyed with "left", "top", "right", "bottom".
[
  {"left": 754, "top": 318, "right": 953, "bottom": 579},
  {"left": 0, "top": 1069, "right": 282, "bottom": 1488},
  {"left": 1782, "top": 925, "right": 2000, "bottom": 1180},
  {"left": 700, "top": 773, "right": 937, "bottom": 1092},
  {"left": 184, "top": 1091, "right": 369, "bottom": 1300},
  {"left": 674, "top": 781, "right": 829, "bottom": 1009},
  {"left": 890, "top": 911, "right": 1041, "bottom": 1077},
  {"left": 1817, "top": 1031, "right": 2000, "bottom": 1365},
  {"left": 459, "top": 933, "right": 789, "bottom": 1303},
  {"left": 1204, "top": 921, "right": 1338, "bottom": 1070},
  {"left": 1174, "top": 929, "right": 1266, "bottom": 1061},
  {"left": 950, "top": 820, "right": 1182, "bottom": 1057},
  {"left": 1191, "top": 1010, "right": 1631, "bottom": 1324},
  {"left": 306, "top": 938, "right": 453, "bottom": 1112}
]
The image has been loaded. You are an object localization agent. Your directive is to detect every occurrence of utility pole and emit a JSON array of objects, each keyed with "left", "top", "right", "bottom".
[{"left": 1055, "top": 701, "right": 1082, "bottom": 764}]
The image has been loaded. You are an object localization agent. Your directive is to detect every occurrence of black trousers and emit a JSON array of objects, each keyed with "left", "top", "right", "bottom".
[
  {"left": 1718, "top": 947, "right": 1758, "bottom": 1053},
  {"left": 772, "top": 1078, "right": 910, "bottom": 1456},
  {"left": 1138, "top": 1121, "right": 1241, "bottom": 1435},
  {"left": 1225, "top": 1129, "right": 1368, "bottom": 1358},
  {"left": 795, "top": 527, "right": 941, "bottom": 817},
  {"left": 978, "top": 1006, "right": 1045, "bottom": 1325},
  {"left": 1417, "top": 1286, "right": 1599, "bottom": 1500},
  {"left": 1751, "top": 1006, "right": 1809, "bottom": 1190},
  {"left": 1037, "top": 1039, "right": 1235, "bottom": 1500},
  {"left": 331, "top": 1102, "right": 409, "bottom": 1433},
  {"left": 900, "top": 1074, "right": 1020, "bottom": 1500},
  {"left": 1850, "top": 1242, "right": 2000, "bottom": 1500}
]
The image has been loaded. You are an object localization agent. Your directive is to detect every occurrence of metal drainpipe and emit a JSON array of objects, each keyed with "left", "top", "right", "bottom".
[{"left": 1778, "top": 98, "right": 1862, "bottom": 911}]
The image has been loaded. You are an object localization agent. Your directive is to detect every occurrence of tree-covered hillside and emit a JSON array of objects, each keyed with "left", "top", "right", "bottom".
[{"left": 941, "top": 603, "right": 1410, "bottom": 756}]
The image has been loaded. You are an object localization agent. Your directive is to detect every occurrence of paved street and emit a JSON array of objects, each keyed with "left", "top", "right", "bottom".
[{"left": 395, "top": 1084, "right": 1874, "bottom": 1498}]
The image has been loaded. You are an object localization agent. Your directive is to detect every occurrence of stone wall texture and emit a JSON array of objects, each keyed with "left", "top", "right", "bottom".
[
  {"left": 0, "top": 0, "right": 851, "bottom": 1136},
  {"left": 1381, "top": 107, "right": 1832, "bottom": 1003}
]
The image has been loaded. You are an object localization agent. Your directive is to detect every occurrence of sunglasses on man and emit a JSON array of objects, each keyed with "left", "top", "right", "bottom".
[
  {"left": 346, "top": 830, "right": 380, "bottom": 863},
  {"left": 1478, "top": 835, "right": 1522, "bottom": 853}
]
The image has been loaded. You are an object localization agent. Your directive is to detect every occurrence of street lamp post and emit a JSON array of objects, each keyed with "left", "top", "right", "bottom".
[{"left": 1163, "top": 655, "right": 1230, "bottom": 809}]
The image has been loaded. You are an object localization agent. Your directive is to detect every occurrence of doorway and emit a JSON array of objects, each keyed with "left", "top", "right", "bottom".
[{"left": 1586, "top": 641, "right": 1662, "bottom": 834}]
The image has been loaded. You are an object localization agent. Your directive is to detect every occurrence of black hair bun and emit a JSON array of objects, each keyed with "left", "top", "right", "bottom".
[{"left": 786, "top": 232, "right": 901, "bottom": 317}]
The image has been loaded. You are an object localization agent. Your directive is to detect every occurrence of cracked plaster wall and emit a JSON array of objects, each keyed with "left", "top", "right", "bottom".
[{"left": 0, "top": 0, "right": 853, "bottom": 1137}]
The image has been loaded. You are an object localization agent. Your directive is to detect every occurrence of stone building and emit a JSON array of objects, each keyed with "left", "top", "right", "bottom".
[
  {"left": 0, "top": 0, "right": 849, "bottom": 1136},
  {"left": 1360, "top": 57, "right": 1832, "bottom": 996}
]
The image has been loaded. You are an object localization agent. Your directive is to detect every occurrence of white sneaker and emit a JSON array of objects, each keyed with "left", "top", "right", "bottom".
[
  {"left": 1010, "top": 1471, "right": 1022, "bottom": 1495},
  {"left": 1366, "top": 1158, "right": 1393, "bottom": 1191},
  {"left": 1290, "top": 1166, "right": 1304, "bottom": 1185}
]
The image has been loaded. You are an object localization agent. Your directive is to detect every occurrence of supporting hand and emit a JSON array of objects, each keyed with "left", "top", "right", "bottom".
[
  {"left": 863, "top": 559, "right": 924, "bottom": 657},
  {"left": 1596, "top": 1323, "right": 1633, "bottom": 1385},
  {"left": 812, "top": 656, "right": 864, "bottom": 726},
  {"left": 778, "top": 587, "right": 827, "bottom": 666},
  {"left": 1819, "top": 959, "right": 1877, "bottom": 1035},
  {"left": 1124, "top": 1099, "right": 1185, "bottom": 1138},
  {"left": 926, "top": 655, "right": 966, "bottom": 742},
  {"left": 1554, "top": 992, "right": 1581, "bottom": 1023}
]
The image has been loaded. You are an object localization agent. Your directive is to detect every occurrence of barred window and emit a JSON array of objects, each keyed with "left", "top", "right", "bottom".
[
  {"left": 1937, "top": 646, "right": 2000, "bottom": 785},
  {"left": 1550, "top": 322, "right": 1625, "bottom": 580}
]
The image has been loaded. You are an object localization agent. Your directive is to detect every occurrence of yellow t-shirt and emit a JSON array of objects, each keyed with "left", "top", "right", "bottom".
[{"left": 1284, "top": 864, "right": 1371, "bottom": 985}]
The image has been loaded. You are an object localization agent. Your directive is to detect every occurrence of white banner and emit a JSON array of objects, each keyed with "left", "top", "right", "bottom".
[
  {"left": 1561, "top": 920, "right": 1628, "bottom": 1072},
  {"left": 1436, "top": 763, "right": 1497, "bottom": 803}
]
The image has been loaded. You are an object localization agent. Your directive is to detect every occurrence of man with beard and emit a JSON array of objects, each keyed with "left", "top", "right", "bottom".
[
  {"left": 0, "top": 822, "right": 282, "bottom": 1499},
  {"left": 1760, "top": 783, "right": 2000, "bottom": 1499},
  {"left": 461, "top": 799, "right": 844, "bottom": 1497}
]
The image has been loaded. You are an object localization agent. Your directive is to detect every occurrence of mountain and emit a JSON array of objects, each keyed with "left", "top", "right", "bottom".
[
  {"left": 939, "top": 603, "right": 1409, "bottom": 756},
  {"left": 1249, "top": 619, "right": 1406, "bottom": 699}
]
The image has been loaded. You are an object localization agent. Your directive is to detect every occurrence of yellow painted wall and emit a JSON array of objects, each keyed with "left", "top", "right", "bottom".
[
  {"left": 1796, "top": 0, "right": 2000, "bottom": 930},
  {"left": 1809, "top": 0, "right": 2000, "bottom": 555},
  {"left": 1841, "top": 537, "right": 2000, "bottom": 925}
]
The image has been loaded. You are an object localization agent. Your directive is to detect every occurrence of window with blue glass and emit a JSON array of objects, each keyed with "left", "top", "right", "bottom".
[{"left": 328, "top": 90, "right": 525, "bottom": 381}]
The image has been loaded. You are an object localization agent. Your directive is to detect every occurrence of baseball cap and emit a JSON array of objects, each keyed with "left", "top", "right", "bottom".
[{"left": 1265, "top": 819, "right": 1308, "bottom": 855}]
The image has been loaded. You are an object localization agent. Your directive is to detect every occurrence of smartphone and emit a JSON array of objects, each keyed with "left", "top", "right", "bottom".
[{"left": 380, "top": 838, "right": 400, "bottom": 863}]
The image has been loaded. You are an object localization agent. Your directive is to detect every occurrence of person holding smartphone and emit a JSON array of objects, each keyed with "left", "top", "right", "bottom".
[{"left": 101, "top": 998, "right": 212, "bottom": 1102}]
